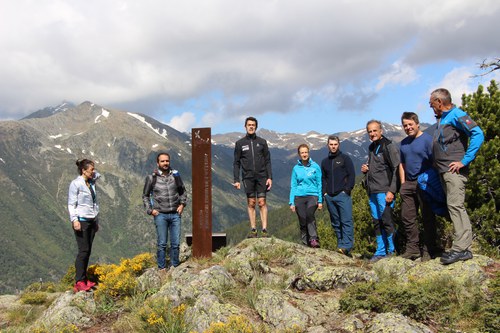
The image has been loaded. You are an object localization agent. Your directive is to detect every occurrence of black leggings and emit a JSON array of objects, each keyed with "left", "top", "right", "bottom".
[
  {"left": 74, "top": 220, "right": 97, "bottom": 282},
  {"left": 294, "top": 196, "right": 319, "bottom": 244}
]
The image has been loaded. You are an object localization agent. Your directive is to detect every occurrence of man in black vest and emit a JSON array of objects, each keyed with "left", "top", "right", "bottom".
[
  {"left": 361, "top": 120, "right": 400, "bottom": 262},
  {"left": 143, "top": 152, "right": 187, "bottom": 271}
]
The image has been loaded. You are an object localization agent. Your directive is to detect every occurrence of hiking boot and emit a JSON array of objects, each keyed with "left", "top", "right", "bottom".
[
  {"left": 440, "top": 250, "right": 473, "bottom": 265},
  {"left": 261, "top": 229, "right": 270, "bottom": 238},
  {"left": 86, "top": 280, "right": 96, "bottom": 288},
  {"left": 337, "top": 248, "right": 352, "bottom": 257},
  {"left": 400, "top": 251, "right": 421, "bottom": 260},
  {"left": 310, "top": 239, "right": 320, "bottom": 248},
  {"left": 369, "top": 255, "right": 386, "bottom": 263},
  {"left": 421, "top": 252, "right": 432, "bottom": 262},
  {"left": 247, "top": 229, "right": 258, "bottom": 238},
  {"left": 73, "top": 281, "right": 91, "bottom": 292},
  {"left": 430, "top": 248, "right": 445, "bottom": 258}
]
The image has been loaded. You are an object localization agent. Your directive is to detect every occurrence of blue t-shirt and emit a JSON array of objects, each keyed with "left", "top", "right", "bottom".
[{"left": 400, "top": 132, "right": 433, "bottom": 181}]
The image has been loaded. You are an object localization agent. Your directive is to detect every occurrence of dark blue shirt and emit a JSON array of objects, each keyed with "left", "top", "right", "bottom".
[{"left": 400, "top": 132, "right": 433, "bottom": 181}]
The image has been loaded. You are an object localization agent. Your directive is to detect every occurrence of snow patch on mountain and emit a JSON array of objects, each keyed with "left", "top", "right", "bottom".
[
  {"left": 95, "top": 108, "right": 110, "bottom": 123},
  {"left": 127, "top": 112, "right": 168, "bottom": 139}
]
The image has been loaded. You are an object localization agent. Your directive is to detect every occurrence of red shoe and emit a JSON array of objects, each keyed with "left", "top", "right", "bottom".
[
  {"left": 73, "top": 280, "right": 91, "bottom": 292},
  {"left": 310, "top": 239, "right": 320, "bottom": 248},
  {"left": 86, "top": 280, "right": 96, "bottom": 288}
]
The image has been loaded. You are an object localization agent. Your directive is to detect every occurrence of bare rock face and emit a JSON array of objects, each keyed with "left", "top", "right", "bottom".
[
  {"left": 366, "top": 312, "right": 433, "bottom": 333},
  {"left": 34, "top": 291, "right": 96, "bottom": 330}
]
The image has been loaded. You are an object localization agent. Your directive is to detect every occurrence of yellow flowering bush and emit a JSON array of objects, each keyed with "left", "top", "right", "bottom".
[
  {"left": 31, "top": 323, "right": 79, "bottom": 333},
  {"left": 89, "top": 252, "right": 154, "bottom": 300},
  {"left": 138, "top": 298, "right": 190, "bottom": 332},
  {"left": 203, "top": 315, "right": 257, "bottom": 333}
]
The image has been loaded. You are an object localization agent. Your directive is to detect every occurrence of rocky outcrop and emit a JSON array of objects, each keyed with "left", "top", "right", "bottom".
[
  {"left": 3, "top": 238, "right": 497, "bottom": 332},
  {"left": 34, "top": 291, "right": 96, "bottom": 330}
]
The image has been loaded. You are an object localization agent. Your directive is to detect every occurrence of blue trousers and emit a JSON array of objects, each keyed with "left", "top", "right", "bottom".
[
  {"left": 154, "top": 212, "right": 181, "bottom": 269},
  {"left": 324, "top": 192, "right": 354, "bottom": 251}
]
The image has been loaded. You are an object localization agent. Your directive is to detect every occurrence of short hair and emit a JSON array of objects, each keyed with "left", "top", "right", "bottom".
[
  {"left": 327, "top": 135, "right": 340, "bottom": 143},
  {"left": 297, "top": 143, "right": 309, "bottom": 154},
  {"left": 430, "top": 88, "right": 452, "bottom": 104},
  {"left": 244, "top": 116, "right": 258, "bottom": 129},
  {"left": 401, "top": 112, "right": 420, "bottom": 124},
  {"left": 76, "top": 159, "right": 94, "bottom": 175},
  {"left": 366, "top": 119, "right": 382, "bottom": 130},
  {"left": 156, "top": 152, "right": 170, "bottom": 163}
]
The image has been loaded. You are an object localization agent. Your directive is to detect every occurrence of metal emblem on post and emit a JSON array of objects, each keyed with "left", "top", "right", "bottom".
[{"left": 191, "top": 128, "right": 212, "bottom": 258}]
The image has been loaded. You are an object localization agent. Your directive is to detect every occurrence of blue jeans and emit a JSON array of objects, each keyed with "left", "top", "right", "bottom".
[
  {"left": 324, "top": 192, "right": 354, "bottom": 251},
  {"left": 154, "top": 212, "right": 181, "bottom": 269}
]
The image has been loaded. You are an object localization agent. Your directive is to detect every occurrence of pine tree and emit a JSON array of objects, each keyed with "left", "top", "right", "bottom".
[{"left": 461, "top": 80, "right": 499, "bottom": 256}]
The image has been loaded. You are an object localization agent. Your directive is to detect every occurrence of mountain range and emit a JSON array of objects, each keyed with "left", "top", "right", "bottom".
[{"left": 0, "top": 101, "right": 426, "bottom": 293}]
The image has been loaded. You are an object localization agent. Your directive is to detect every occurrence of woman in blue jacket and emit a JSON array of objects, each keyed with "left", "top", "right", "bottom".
[
  {"left": 289, "top": 144, "right": 323, "bottom": 247},
  {"left": 68, "top": 159, "right": 100, "bottom": 292}
]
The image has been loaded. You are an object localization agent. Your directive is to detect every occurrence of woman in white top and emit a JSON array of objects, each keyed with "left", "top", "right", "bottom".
[{"left": 68, "top": 159, "right": 99, "bottom": 292}]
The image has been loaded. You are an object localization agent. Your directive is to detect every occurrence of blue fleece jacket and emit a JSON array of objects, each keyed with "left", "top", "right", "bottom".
[
  {"left": 289, "top": 158, "right": 322, "bottom": 205},
  {"left": 433, "top": 105, "right": 484, "bottom": 173}
]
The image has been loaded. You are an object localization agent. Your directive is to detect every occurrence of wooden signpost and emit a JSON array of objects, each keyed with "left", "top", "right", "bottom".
[{"left": 191, "top": 128, "right": 213, "bottom": 258}]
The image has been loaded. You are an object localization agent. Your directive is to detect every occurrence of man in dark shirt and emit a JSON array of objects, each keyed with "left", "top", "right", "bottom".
[
  {"left": 361, "top": 120, "right": 400, "bottom": 262},
  {"left": 399, "top": 112, "right": 438, "bottom": 261},
  {"left": 321, "top": 135, "right": 355, "bottom": 256},
  {"left": 233, "top": 117, "right": 273, "bottom": 238}
]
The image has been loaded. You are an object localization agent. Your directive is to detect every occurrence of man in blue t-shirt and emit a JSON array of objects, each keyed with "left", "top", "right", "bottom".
[{"left": 399, "top": 112, "right": 440, "bottom": 261}]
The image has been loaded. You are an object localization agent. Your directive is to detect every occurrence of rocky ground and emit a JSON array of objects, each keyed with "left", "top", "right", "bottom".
[{"left": 1, "top": 238, "right": 497, "bottom": 332}]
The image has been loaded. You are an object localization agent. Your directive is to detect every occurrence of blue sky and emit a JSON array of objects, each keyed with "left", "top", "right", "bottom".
[{"left": 1, "top": 0, "right": 499, "bottom": 134}]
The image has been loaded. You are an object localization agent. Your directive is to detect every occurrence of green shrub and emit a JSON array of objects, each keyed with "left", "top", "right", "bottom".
[
  {"left": 339, "top": 274, "right": 487, "bottom": 330},
  {"left": 20, "top": 291, "right": 48, "bottom": 305},
  {"left": 24, "top": 281, "right": 57, "bottom": 293},
  {"left": 479, "top": 272, "right": 500, "bottom": 332}
]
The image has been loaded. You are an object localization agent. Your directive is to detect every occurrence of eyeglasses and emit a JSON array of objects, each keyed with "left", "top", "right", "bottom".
[{"left": 429, "top": 98, "right": 439, "bottom": 106}]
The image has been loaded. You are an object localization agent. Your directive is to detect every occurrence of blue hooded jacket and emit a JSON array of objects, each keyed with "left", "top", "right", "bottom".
[{"left": 289, "top": 158, "right": 322, "bottom": 205}]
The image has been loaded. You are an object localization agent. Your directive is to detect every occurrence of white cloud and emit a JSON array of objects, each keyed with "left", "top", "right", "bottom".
[
  {"left": 433, "top": 66, "right": 500, "bottom": 105},
  {"left": 167, "top": 112, "right": 196, "bottom": 133},
  {"left": 376, "top": 62, "right": 419, "bottom": 91},
  {"left": 0, "top": 0, "right": 499, "bottom": 132}
]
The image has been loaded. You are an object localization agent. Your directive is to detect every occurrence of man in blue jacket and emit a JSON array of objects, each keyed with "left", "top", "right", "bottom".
[
  {"left": 321, "top": 135, "right": 355, "bottom": 256},
  {"left": 429, "top": 88, "right": 484, "bottom": 265}
]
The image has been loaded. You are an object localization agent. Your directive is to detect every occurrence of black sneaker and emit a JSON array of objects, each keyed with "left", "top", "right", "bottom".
[
  {"left": 440, "top": 250, "right": 473, "bottom": 265},
  {"left": 247, "top": 229, "right": 258, "bottom": 238},
  {"left": 261, "top": 229, "right": 270, "bottom": 238},
  {"left": 400, "top": 251, "right": 421, "bottom": 260},
  {"left": 337, "top": 248, "right": 352, "bottom": 257}
]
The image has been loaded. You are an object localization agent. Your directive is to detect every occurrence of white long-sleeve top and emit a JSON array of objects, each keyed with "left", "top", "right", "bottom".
[{"left": 68, "top": 175, "right": 99, "bottom": 222}]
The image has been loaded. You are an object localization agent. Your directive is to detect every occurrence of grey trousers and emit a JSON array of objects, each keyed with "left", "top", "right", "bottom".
[{"left": 441, "top": 172, "right": 472, "bottom": 252}]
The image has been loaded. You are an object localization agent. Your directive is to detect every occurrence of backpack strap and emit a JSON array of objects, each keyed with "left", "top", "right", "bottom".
[{"left": 150, "top": 172, "right": 157, "bottom": 190}]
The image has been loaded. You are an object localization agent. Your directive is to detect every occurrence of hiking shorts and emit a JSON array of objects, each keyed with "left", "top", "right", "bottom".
[{"left": 243, "top": 178, "right": 268, "bottom": 198}]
